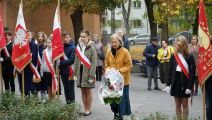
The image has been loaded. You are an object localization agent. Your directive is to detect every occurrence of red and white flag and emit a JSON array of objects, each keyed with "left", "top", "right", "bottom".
[
  {"left": 198, "top": 0, "right": 212, "bottom": 87},
  {"left": 12, "top": 3, "right": 32, "bottom": 72},
  {"left": 0, "top": 12, "right": 6, "bottom": 50},
  {"left": 52, "top": 3, "right": 64, "bottom": 62}
]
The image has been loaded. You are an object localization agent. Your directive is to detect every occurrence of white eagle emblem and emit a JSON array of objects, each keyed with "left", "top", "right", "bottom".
[{"left": 14, "top": 28, "right": 27, "bottom": 48}]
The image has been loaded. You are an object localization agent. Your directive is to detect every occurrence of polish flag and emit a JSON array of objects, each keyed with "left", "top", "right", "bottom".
[
  {"left": 0, "top": 12, "right": 6, "bottom": 50},
  {"left": 52, "top": 1, "right": 64, "bottom": 93},
  {"left": 52, "top": 3, "right": 64, "bottom": 62},
  {"left": 12, "top": 3, "right": 32, "bottom": 72}
]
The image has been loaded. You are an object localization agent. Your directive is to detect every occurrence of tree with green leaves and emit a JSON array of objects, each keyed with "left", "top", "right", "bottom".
[{"left": 8, "top": 0, "right": 123, "bottom": 44}]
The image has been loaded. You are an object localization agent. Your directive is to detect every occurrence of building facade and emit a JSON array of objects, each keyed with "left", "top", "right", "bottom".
[
  {"left": 103, "top": 0, "right": 150, "bottom": 35},
  {"left": 0, "top": 0, "right": 100, "bottom": 40}
]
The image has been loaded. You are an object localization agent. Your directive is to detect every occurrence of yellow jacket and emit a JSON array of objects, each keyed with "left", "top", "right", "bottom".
[
  {"left": 157, "top": 46, "right": 174, "bottom": 63},
  {"left": 105, "top": 47, "right": 132, "bottom": 85}
]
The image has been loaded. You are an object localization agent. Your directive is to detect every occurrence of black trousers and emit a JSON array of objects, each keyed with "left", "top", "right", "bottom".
[
  {"left": 2, "top": 71, "right": 15, "bottom": 92},
  {"left": 96, "top": 66, "right": 103, "bottom": 81},
  {"left": 61, "top": 74, "right": 75, "bottom": 103}
]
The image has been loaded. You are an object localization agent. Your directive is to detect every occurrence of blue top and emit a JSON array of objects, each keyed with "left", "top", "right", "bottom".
[
  {"left": 143, "top": 43, "right": 159, "bottom": 67},
  {"left": 59, "top": 41, "right": 75, "bottom": 75}
]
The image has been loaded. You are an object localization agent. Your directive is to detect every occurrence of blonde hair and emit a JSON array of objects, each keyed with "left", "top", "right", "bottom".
[
  {"left": 110, "top": 33, "right": 123, "bottom": 46},
  {"left": 175, "top": 35, "right": 189, "bottom": 56}
]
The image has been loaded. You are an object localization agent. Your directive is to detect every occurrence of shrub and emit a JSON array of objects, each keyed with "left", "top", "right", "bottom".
[
  {"left": 129, "top": 45, "right": 145, "bottom": 61},
  {"left": 0, "top": 93, "right": 80, "bottom": 120}
]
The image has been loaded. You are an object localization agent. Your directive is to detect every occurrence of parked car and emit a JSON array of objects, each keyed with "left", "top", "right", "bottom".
[
  {"left": 168, "top": 31, "right": 192, "bottom": 45},
  {"left": 128, "top": 33, "right": 151, "bottom": 45}
]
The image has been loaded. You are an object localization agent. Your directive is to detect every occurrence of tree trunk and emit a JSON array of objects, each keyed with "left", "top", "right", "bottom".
[
  {"left": 193, "top": 7, "right": 199, "bottom": 35},
  {"left": 70, "top": 6, "right": 83, "bottom": 45},
  {"left": 122, "top": 0, "right": 131, "bottom": 36},
  {"left": 144, "top": 0, "right": 157, "bottom": 40},
  {"left": 159, "top": 17, "right": 169, "bottom": 42}
]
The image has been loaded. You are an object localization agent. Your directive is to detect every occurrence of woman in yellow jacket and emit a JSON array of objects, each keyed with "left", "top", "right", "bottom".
[
  {"left": 105, "top": 33, "right": 132, "bottom": 120},
  {"left": 157, "top": 40, "right": 174, "bottom": 91}
]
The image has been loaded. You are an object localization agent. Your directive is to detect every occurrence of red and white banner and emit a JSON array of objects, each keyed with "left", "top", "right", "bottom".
[
  {"left": 174, "top": 53, "right": 190, "bottom": 79},
  {"left": 61, "top": 54, "right": 74, "bottom": 80},
  {"left": 76, "top": 45, "right": 91, "bottom": 69},
  {"left": 0, "top": 12, "right": 6, "bottom": 50},
  {"left": 52, "top": 4, "right": 64, "bottom": 62},
  {"left": 44, "top": 50, "right": 58, "bottom": 94},
  {"left": 198, "top": 0, "right": 212, "bottom": 87},
  {"left": 12, "top": 3, "right": 32, "bottom": 72}
]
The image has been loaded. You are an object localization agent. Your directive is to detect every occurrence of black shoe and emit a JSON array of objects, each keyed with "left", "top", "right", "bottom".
[
  {"left": 154, "top": 87, "right": 160, "bottom": 90},
  {"left": 147, "top": 88, "right": 151, "bottom": 91}
]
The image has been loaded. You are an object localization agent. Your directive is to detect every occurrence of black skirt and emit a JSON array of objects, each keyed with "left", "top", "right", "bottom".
[{"left": 171, "top": 71, "right": 190, "bottom": 98}]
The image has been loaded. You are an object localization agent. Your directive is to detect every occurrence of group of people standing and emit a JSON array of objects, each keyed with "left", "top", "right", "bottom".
[
  {"left": 0, "top": 28, "right": 133, "bottom": 120},
  {"left": 144, "top": 35, "right": 212, "bottom": 120}
]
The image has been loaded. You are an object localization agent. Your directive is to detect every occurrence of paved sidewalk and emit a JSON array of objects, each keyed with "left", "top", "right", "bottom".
[{"left": 76, "top": 73, "right": 202, "bottom": 120}]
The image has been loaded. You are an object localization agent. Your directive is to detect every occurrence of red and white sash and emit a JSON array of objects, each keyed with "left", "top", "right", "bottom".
[
  {"left": 75, "top": 45, "right": 91, "bottom": 69},
  {"left": 174, "top": 53, "right": 190, "bottom": 79},
  {"left": 44, "top": 50, "right": 58, "bottom": 94},
  {"left": 60, "top": 54, "right": 74, "bottom": 80},
  {"left": 30, "top": 62, "right": 41, "bottom": 83},
  {"left": 37, "top": 52, "right": 42, "bottom": 67},
  {"left": 2, "top": 46, "right": 10, "bottom": 58}
]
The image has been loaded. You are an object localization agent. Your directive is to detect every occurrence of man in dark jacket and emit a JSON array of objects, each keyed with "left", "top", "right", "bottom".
[
  {"left": 59, "top": 32, "right": 75, "bottom": 103},
  {"left": 1, "top": 31, "right": 15, "bottom": 92},
  {"left": 143, "top": 37, "right": 160, "bottom": 90},
  {"left": 118, "top": 29, "right": 130, "bottom": 51}
]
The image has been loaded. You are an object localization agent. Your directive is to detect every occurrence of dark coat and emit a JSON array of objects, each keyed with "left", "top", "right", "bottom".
[
  {"left": 59, "top": 41, "right": 75, "bottom": 75},
  {"left": 166, "top": 54, "right": 195, "bottom": 91},
  {"left": 1, "top": 41, "right": 14, "bottom": 74},
  {"left": 123, "top": 36, "right": 130, "bottom": 51},
  {"left": 143, "top": 43, "right": 159, "bottom": 67}
]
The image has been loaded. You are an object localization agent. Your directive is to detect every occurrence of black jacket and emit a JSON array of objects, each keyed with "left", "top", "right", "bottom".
[
  {"left": 143, "top": 43, "right": 159, "bottom": 67},
  {"left": 166, "top": 54, "right": 195, "bottom": 90},
  {"left": 59, "top": 41, "right": 75, "bottom": 75},
  {"left": 1, "top": 41, "right": 14, "bottom": 73}
]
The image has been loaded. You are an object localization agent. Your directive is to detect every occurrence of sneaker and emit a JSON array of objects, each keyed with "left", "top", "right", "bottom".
[
  {"left": 162, "top": 88, "right": 166, "bottom": 92},
  {"left": 147, "top": 88, "right": 151, "bottom": 91}
]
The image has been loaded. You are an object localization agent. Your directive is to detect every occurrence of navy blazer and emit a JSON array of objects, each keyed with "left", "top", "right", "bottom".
[
  {"left": 143, "top": 43, "right": 159, "bottom": 67},
  {"left": 59, "top": 41, "right": 75, "bottom": 75},
  {"left": 1, "top": 41, "right": 14, "bottom": 73},
  {"left": 167, "top": 54, "right": 195, "bottom": 90}
]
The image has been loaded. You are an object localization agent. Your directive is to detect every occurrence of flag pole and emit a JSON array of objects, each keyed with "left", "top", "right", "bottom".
[
  {"left": 56, "top": 0, "right": 61, "bottom": 100},
  {"left": 203, "top": 84, "right": 206, "bottom": 120},
  {"left": 22, "top": 70, "right": 25, "bottom": 99},
  {"left": 0, "top": 55, "right": 3, "bottom": 94}
]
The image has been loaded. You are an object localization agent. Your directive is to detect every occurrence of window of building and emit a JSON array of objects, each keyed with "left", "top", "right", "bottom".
[
  {"left": 134, "top": 0, "right": 141, "bottom": 8},
  {"left": 133, "top": 20, "right": 142, "bottom": 28}
]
